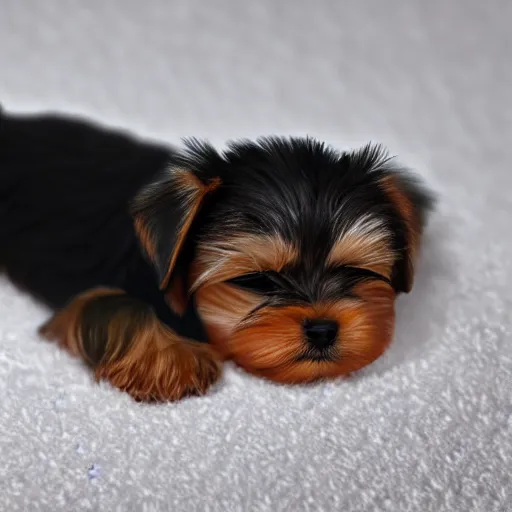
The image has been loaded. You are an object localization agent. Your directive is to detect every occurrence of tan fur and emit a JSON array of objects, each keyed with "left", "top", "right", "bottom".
[
  {"left": 191, "top": 234, "right": 298, "bottom": 292},
  {"left": 217, "top": 281, "right": 395, "bottom": 384},
  {"left": 95, "top": 323, "right": 220, "bottom": 402},
  {"left": 165, "top": 274, "right": 188, "bottom": 316},
  {"left": 380, "top": 175, "right": 421, "bottom": 291},
  {"left": 40, "top": 288, "right": 221, "bottom": 402},
  {"left": 194, "top": 281, "right": 263, "bottom": 359},
  {"left": 328, "top": 215, "right": 395, "bottom": 278}
]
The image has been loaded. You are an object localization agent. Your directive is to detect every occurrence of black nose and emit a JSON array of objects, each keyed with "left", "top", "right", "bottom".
[{"left": 303, "top": 319, "right": 338, "bottom": 349}]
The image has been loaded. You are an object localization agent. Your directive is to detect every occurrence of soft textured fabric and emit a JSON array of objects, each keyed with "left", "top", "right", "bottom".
[{"left": 0, "top": 1, "right": 511, "bottom": 511}]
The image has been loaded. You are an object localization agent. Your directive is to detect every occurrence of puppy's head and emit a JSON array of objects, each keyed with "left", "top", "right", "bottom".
[{"left": 132, "top": 138, "right": 433, "bottom": 383}]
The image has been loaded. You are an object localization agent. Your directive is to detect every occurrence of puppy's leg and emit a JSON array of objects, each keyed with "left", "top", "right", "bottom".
[{"left": 39, "top": 288, "right": 221, "bottom": 402}]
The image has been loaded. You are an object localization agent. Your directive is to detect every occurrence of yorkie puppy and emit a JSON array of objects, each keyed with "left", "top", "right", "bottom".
[{"left": 0, "top": 107, "right": 433, "bottom": 401}]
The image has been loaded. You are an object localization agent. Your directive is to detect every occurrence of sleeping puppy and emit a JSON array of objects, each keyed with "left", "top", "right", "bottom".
[{"left": 0, "top": 107, "right": 433, "bottom": 401}]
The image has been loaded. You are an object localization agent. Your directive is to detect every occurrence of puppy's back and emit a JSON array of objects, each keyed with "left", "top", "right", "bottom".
[{"left": 0, "top": 108, "right": 171, "bottom": 308}]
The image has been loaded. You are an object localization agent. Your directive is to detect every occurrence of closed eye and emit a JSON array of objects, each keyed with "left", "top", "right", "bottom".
[
  {"left": 227, "top": 271, "right": 284, "bottom": 294},
  {"left": 333, "top": 264, "right": 391, "bottom": 285}
]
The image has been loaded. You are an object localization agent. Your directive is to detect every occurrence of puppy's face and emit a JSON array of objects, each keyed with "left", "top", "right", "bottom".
[{"left": 133, "top": 139, "right": 432, "bottom": 383}]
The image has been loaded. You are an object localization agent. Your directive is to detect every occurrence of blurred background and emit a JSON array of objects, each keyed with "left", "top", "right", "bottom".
[{"left": 1, "top": 1, "right": 511, "bottom": 511}]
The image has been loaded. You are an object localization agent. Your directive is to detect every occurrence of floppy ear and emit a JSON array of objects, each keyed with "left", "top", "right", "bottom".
[
  {"left": 132, "top": 165, "right": 221, "bottom": 303},
  {"left": 380, "top": 171, "right": 434, "bottom": 293}
]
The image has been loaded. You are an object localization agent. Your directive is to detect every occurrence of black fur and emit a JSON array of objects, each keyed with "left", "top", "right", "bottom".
[{"left": 0, "top": 108, "right": 206, "bottom": 340}]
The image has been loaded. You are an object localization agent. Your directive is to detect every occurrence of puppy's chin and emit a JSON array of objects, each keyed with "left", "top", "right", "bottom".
[{"left": 196, "top": 281, "right": 396, "bottom": 384}]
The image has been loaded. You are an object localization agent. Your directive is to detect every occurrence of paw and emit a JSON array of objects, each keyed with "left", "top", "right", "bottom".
[
  {"left": 38, "top": 289, "right": 221, "bottom": 403},
  {"left": 95, "top": 340, "right": 221, "bottom": 402}
]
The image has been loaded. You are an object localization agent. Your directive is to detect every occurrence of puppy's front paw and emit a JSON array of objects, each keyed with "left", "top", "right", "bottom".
[
  {"left": 38, "top": 288, "right": 221, "bottom": 402},
  {"left": 95, "top": 337, "right": 221, "bottom": 402}
]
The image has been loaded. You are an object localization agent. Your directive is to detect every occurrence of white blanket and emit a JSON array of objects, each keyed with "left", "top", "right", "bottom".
[{"left": 1, "top": 1, "right": 511, "bottom": 510}]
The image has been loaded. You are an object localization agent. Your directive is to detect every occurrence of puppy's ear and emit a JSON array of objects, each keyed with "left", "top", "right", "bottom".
[
  {"left": 380, "top": 171, "right": 434, "bottom": 293},
  {"left": 132, "top": 166, "right": 221, "bottom": 294}
]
